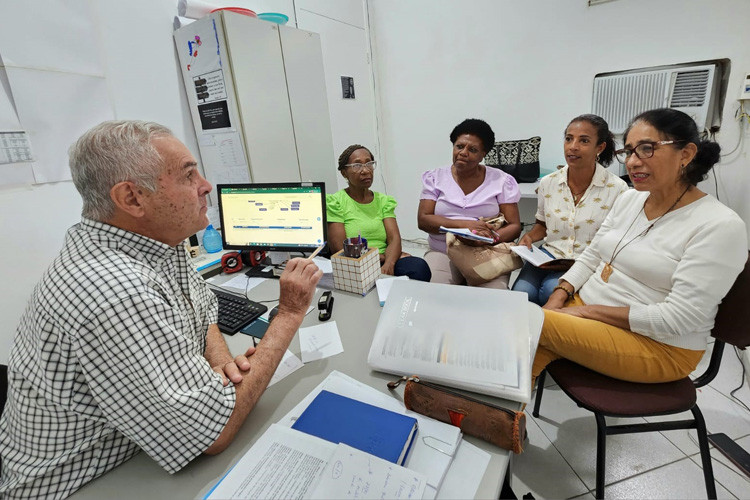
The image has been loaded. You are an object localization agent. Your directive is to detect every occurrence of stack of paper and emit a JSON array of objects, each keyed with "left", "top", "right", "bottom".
[
  {"left": 367, "top": 280, "right": 533, "bottom": 403},
  {"left": 204, "top": 424, "right": 427, "bottom": 500}
]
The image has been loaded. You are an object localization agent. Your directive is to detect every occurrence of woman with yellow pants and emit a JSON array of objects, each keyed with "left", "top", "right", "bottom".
[{"left": 533, "top": 108, "right": 746, "bottom": 385}]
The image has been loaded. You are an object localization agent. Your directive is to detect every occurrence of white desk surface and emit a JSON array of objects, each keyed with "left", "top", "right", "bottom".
[{"left": 71, "top": 275, "right": 543, "bottom": 500}]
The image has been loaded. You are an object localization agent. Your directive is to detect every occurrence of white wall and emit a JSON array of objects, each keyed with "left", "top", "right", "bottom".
[
  {"left": 367, "top": 0, "right": 750, "bottom": 241},
  {"left": 0, "top": 0, "right": 373, "bottom": 363}
]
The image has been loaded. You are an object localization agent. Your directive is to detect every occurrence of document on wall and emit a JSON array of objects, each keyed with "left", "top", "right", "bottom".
[{"left": 368, "top": 280, "right": 533, "bottom": 403}]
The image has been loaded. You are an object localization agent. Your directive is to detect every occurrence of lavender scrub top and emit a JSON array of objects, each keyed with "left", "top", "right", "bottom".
[{"left": 420, "top": 165, "right": 521, "bottom": 253}]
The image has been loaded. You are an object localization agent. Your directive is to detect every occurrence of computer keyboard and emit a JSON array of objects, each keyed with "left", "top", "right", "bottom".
[{"left": 212, "top": 288, "right": 268, "bottom": 335}]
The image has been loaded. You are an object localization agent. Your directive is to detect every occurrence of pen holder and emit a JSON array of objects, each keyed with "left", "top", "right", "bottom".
[
  {"left": 342, "top": 237, "right": 368, "bottom": 258},
  {"left": 331, "top": 247, "right": 380, "bottom": 296}
]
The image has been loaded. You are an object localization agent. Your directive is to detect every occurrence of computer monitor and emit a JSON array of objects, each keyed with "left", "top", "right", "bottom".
[{"left": 216, "top": 182, "right": 327, "bottom": 253}]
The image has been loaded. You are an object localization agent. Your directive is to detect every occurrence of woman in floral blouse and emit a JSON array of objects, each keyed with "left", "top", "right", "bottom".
[{"left": 511, "top": 114, "right": 628, "bottom": 305}]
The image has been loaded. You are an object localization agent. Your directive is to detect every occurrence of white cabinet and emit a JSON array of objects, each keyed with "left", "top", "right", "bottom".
[{"left": 174, "top": 12, "right": 338, "bottom": 204}]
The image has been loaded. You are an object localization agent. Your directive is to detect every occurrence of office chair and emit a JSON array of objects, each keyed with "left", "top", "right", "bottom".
[
  {"left": 532, "top": 254, "right": 750, "bottom": 499},
  {"left": 0, "top": 363, "right": 6, "bottom": 416}
]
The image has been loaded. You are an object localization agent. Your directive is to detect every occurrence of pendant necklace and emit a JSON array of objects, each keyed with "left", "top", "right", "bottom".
[{"left": 601, "top": 186, "right": 690, "bottom": 283}]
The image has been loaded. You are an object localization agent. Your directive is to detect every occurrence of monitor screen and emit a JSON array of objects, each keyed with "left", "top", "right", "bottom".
[{"left": 217, "top": 182, "right": 327, "bottom": 252}]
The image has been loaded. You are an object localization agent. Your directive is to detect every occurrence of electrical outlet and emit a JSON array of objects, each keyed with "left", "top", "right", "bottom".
[{"left": 740, "top": 72, "right": 750, "bottom": 100}]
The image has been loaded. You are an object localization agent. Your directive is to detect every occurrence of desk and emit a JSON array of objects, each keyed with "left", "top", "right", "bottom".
[{"left": 71, "top": 277, "right": 543, "bottom": 499}]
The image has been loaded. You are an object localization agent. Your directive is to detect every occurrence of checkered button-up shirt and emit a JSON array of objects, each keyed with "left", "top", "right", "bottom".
[{"left": 0, "top": 219, "right": 235, "bottom": 499}]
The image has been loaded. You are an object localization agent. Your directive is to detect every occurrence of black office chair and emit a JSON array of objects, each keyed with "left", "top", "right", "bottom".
[
  {"left": 0, "top": 363, "right": 6, "bottom": 416},
  {"left": 532, "top": 254, "right": 750, "bottom": 499}
]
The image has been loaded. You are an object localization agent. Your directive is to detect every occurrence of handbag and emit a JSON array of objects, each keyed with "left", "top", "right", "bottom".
[
  {"left": 445, "top": 214, "right": 523, "bottom": 286},
  {"left": 485, "top": 136, "right": 541, "bottom": 183},
  {"left": 387, "top": 375, "right": 526, "bottom": 454}
]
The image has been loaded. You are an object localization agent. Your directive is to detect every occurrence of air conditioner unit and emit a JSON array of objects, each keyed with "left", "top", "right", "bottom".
[{"left": 592, "top": 63, "right": 721, "bottom": 135}]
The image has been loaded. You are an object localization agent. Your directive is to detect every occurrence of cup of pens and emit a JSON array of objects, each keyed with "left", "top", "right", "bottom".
[{"left": 343, "top": 237, "right": 368, "bottom": 258}]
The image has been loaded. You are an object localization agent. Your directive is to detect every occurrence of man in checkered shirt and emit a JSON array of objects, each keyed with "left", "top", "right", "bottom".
[{"left": 0, "top": 121, "right": 322, "bottom": 498}]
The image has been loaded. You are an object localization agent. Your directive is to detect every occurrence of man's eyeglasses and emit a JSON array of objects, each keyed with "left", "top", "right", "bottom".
[
  {"left": 343, "top": 161, "right": 377, "bottom": 173},
  {"left": 615, "top": 140, "right": 685, "bottom": 164}
]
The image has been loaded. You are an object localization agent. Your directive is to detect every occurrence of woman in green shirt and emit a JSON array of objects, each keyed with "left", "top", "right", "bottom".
[{"left": 326, "top": 144, "right": 431, "bottom": 281}]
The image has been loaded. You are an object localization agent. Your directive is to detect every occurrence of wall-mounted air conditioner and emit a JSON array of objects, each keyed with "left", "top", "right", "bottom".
[{"left": 593, "top": 63, "right": 722, "bottom": 135}]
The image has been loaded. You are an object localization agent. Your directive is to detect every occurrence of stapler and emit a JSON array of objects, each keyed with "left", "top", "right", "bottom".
[{"left": 317, "top": 291, "right": 334, "bottom": 321}]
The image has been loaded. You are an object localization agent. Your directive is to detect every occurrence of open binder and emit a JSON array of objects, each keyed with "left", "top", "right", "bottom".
[{"left": 367, "top": 280, "right": 538, "bottom": 403}]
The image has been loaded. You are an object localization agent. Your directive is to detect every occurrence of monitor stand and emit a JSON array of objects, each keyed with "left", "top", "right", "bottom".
[{"left": 245, "top": 265, "right": 276, "bottom": 279}]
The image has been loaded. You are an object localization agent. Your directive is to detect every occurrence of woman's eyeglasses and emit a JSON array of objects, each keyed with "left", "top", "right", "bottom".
[
  {"left": 615, "top": 140, "right": 685, "bottom": 164},
  {"left": 343, "top": 160, "right": 377, "bottom": 173}
]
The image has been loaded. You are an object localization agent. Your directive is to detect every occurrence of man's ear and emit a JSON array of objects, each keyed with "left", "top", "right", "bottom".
[{"left": 110, "top": 181, "right": 147, "bottom": 218}]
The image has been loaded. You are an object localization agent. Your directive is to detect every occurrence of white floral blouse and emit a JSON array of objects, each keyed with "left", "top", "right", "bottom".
[{"left": 536, "top": 163, "right": 629, "bottom": 259}]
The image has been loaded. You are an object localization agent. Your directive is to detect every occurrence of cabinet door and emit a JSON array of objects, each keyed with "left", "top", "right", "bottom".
[
  {"left": 223, "top": 14, "right": 300, "bottom": 183},
  {"left": 279, "top": 26, "right": 338, "bottom": 195}
]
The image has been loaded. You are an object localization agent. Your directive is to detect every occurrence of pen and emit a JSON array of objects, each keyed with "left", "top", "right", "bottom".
[{"left": 308, "top": 243, "right": 325, "bottom": 260}]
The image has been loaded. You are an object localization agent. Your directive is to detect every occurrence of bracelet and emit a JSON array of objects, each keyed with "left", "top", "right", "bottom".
[{"left": 553, "top": 285, "right": 574, "bottom": 300}]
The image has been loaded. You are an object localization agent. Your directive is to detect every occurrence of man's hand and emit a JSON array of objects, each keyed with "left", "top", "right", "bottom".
[
  {"left": 212, "top": 346, "right": 256, "bottom": 386},
  {"left": 276, "top": 258, "right": 323, "bottom": 320}
]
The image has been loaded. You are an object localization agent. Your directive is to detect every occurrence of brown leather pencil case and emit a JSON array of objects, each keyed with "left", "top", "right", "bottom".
[{"left": 388, "top": 375, "right": 525, "bottom": 454}]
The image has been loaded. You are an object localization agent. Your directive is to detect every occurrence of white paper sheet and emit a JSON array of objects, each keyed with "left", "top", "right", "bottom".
[
  {"left": 4, "top": 67, "right": 113, "bottom": 183},
  {"left": 277, "top": 371, "right": 461, "bottom": 491},
  {"left": 311, "top": 256, "right": 333, "bottom": 274},
  {"left": 0, "top": 59, "right": 21, "bottom": 130},
  {"left": 310, "top": 444, "right": 427, "bottom": 500},
  {"left": 435, "top": 440, "right": 490, "bottom": 499},
  {"left": 219, "top": 274, "right": 266, "bottom": 292},
  {"left": 0, "top": 132, "right": 33, "bottom": 164},
  {"left": 299, "top": 321, "right": 344, "bottom": 363},
  {"left": 509, "top": 245, "right": 552, "bottom": 266},
  {"left": 205, "top": 424, "right": 334, "bottom": 499},
  {"left": 376, "top": 275, "right": 409, "bottom": 306},
  {"left": 268, "top": 350, "right": 303, "bottom": 387},
  {"left": 177, "top": 0, "right": 216, "bottom": 19},
  {"left": 0, "top": 1, "right": 103, "bottom": 75}
]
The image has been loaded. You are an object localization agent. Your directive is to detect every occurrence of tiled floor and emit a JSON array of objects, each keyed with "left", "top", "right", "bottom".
[
  {"left": 513, "top": 340, "right": 750, "bottom": 499},
  {"left": 401, "top": 241, "right": 750, "bottom": 499}
]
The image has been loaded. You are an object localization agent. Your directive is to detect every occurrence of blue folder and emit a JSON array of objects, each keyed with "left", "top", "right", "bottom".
[{"left": 292, "top": 390, "right": 418, "bottom": 465}]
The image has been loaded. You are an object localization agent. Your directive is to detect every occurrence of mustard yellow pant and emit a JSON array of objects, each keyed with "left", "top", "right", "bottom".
[{"left": 533, "top": 295, "right": 704, "bottom": 385}]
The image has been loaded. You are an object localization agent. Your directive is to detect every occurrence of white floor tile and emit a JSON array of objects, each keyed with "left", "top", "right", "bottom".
[
  {"left": 529, "top": 385, "right": 687, "bottom": 490},
  {"left": 645, "top": 385, "right": 750, "bottom": 456},
  {"left": 512, "top": 416, "right": 589, "bottom": 499},
  {"left": 690, "top": 434, "right": 750, "bottom": 499},
  {"left": 568, "top": 492, "right": 595, "bottom": 500},
  {"left": 604, "top": 457, "right": 735, "bottom": 499}
]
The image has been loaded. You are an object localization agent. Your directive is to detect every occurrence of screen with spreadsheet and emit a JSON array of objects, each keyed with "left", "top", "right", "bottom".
[{"left": 217, "top": 182, "right": 327, "bottom": 252}]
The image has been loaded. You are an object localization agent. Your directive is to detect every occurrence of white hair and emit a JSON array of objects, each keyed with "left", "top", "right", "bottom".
[{"left": 69, "top": 120, "right": 173, "bottom": 221}]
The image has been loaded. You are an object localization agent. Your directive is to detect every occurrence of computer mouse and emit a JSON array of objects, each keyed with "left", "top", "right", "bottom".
[{"left": 268, "top": 305, "right": 279, "bottom": 322}]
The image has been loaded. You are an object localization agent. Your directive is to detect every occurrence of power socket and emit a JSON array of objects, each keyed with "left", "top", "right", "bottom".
[{"left": 740, "top": 72, "right": 750, "bottom": 100}]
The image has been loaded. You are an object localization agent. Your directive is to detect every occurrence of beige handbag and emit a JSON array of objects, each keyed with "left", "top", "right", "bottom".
[{"left": 445, "top": 214, "right": 523, "bottom": 286}]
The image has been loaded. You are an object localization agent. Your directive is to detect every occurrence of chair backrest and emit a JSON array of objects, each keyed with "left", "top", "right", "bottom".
[
  {"left": 711, "top": 252, "right": 750, "bottom": 349},
  {"left": 0, "top": 363, "right": 7, "bottom": 416}
]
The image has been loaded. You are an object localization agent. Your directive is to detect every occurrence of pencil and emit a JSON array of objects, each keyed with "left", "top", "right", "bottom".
[{"left": 307, "top": 243, "right": 325, "bottom": 260}]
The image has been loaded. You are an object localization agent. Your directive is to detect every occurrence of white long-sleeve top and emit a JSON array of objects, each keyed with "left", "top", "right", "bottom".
[{"left": 562, "top": 189, "right": 747, "bottom": 350}]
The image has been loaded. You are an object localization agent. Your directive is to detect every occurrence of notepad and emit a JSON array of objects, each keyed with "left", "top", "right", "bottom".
[
  {"left": 438, "top": 226, "right": 493, "bottom": 243},
  {"left": 510, "top": 245, "right": 575, "bottom": 269},
  {"left": 291, "top": 390, "right": 418, "bottom": 465}
]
